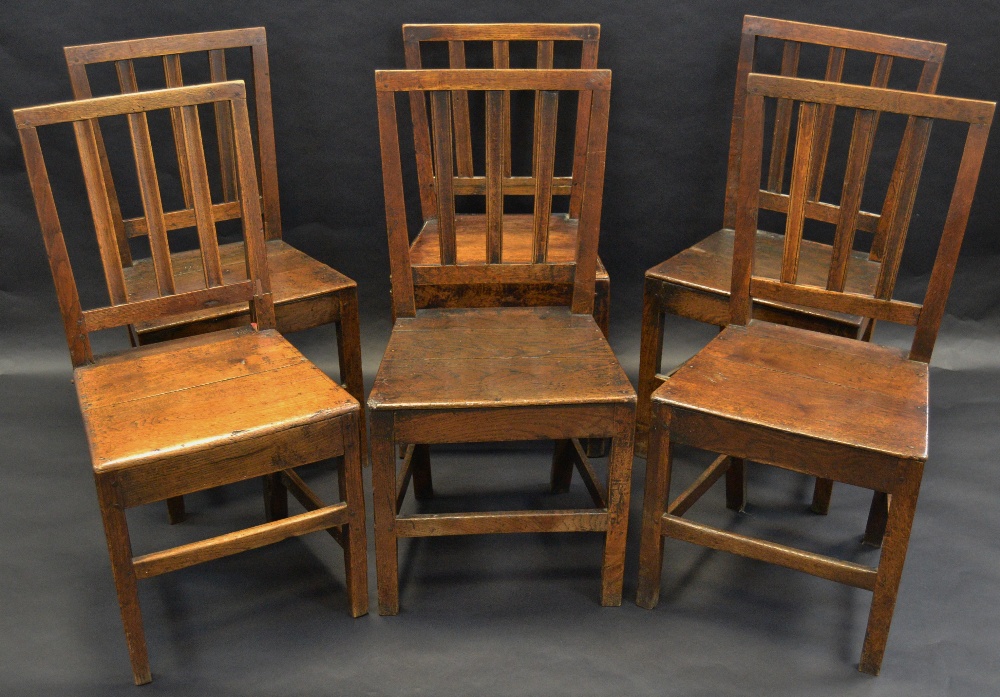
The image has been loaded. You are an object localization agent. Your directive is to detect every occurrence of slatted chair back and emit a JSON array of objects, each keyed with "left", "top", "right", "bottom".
[
  {"left": 731, "top": 74, "right": 993, "bottom": 363},
  {"left": 376, "top": 68, "right": 611, "bottom": 319},
  {"left": 15, "top": 81, "right": 274, "bottom": 367},
  {"left": 724, "top": 16, "right": 947, "bottom": 266},
  {"left": 402, "top": 24, "right": 600, "bottom": 220},
  {"left": 63, "top": 28, "right": 280, "bottom": 273}
]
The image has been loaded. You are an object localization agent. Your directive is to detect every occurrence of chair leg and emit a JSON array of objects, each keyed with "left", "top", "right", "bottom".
[
  {"left": 859, "top": 465, "right": 922, "bottom": 675},
  {"left": 165, "top": 496, "right": 186, "bottom": 524},
  {"left": 95, "top": 474, "right": 151, "bottom": 686},
  {"left": 636, "top": 406, "right": 673, "bottom": 609},
  {"left": 580, "top": 283, "right": 614, "bottom": 459},
  {"left": 339, "top": 414, "right": 370, "bottom": 617},
  {"left": 811, "top": 478, "right": 834, "bottom": 515},
  {"left": 550, "top": 439, "right": 576, "bottom": 494},
  {"left": 863, "top": 491, "right": 890, "bottom": 548},
  {"left": 725, "top": 457, "right": 747, "bottom": 512},
  {"left": 601, "top": 406, "right": 634, "bottom": 606},
  {"left": 370, "top": 411, "right": 400, "bottom": 615},
  {"left": 410, "top": 444, "right": 433, "bottom": 500},
  {"left": 635, "top": 280, "right": 665, "bottom": 459},
  {"left": 336, "top": 289, "right": 367, "bottom": 463},
  {"left": 263, "top": 473, "right": 288, "bottom": 522}
]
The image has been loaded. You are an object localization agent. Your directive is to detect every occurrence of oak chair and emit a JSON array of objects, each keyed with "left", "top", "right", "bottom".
[
  {"left": 15, "top": 81, "right": 368, "bottom": 685},
  {"left": 401, "top": 24, "right": 609, "bottom": 333},
  {"left": 63, "top": 28, "right": 366, "bottom": 522},
  {"left": 635, "top": 16, "right": 947, "bottom": 520},
  {"left": 370, "top": 68, "right": 635, "bottom": 614},
  {"left": 403, "top": 24, "right": 614, "bottom": 462},
  {"left": 635, "top": 74, "right": 994, "bottom": 674}
]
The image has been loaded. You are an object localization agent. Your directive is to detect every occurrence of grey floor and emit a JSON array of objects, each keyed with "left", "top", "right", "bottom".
[{"left": 2, "top": 266, "right": 999, "bottom": 696}]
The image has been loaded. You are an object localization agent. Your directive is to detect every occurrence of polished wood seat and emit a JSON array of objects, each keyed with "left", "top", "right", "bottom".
[
  {"left": 78, "top": 328, "right": 358, "bottom": 472},
  {"left": 646, "top": 228, "right": 879, "bottom": 329},
  {"left": 658, "top": 321, "right": 927, "bottom": 461},
  {"left": 16, "top": 82, "right": 369, "bottom": 685},
  {"left": 410, "top": 215, "right": 609, "bottom": 308},
  {"left": 370, "top": 307, "right": 631, "bottom": 410},
  {"left": 636, "top": 74, "right": 994, "bottom": 675},
  {"left": 124, "top": 240, "right": 355, "bottom": 339},
  {"left": 636, "top": 16, "right": 947, "bottom": 459}
]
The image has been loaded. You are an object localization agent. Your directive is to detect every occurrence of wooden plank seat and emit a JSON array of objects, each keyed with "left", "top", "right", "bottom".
[
  {"left": 656, "top": 321, "right": 927, "bottom": 462},
  {"left": 77, "top": 328, "right": 358, "bottom": 477},
  {"left": 410, "top": 214, "right": 610, "bottom": 309},
  {"left": 122, "top": 239, "right": 355, "bottom": 339},
  {"left": 645, "top": 228, "right": 879, "bottom": 330},
  {"left": 370, "top": 307, "right": 632, "bottom": 411}
]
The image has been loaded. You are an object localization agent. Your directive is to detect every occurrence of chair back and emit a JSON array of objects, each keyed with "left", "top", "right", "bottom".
[
  {"left": 730, "top": 74, "right": 994, "bottom": 363},
  {"left": 375, "top": 68, "right": 611, "bottom": 319},
  {"left": 402, "top": 24, "right": 600, "bottom": 219},
  {"left": 15, "top": 81, "right": 273, "bottom": 367},
  {"left": 64, "top": 27, "right": 281, "bottom": 270},
  {"left": 724, "top": 16, "right": 947, "bottom": 266}
]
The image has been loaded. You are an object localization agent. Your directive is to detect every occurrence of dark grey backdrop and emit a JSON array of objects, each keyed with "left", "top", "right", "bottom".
[{"left": 1, "top": 1, "right": 998, "bottom": 695}]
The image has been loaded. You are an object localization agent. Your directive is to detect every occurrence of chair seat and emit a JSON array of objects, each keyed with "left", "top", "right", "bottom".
[
  {"left": 646, "top": 228, "right": 880, "bottom": 326},
  {"left": 411, "top": 214, "right": 609, "bottom": 279},
  {"left": 368, "top": 306, "right": 634, "bottom": 411},
  {"left": 652, "top": 320, "right": 928, "bottom": 460},
  {"left": 123, "top": 240, "right": 355, "bottom": 334},
  {"left": 75, "top": 327, "right": 358, "bottom": 472}
]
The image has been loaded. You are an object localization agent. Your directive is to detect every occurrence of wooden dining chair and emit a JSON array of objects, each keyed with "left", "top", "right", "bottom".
[
  {"left": 15, "top": 81, "right": 368, "bottom": 685},
  {"left": 401, "top": 24, "right": 609, "bottom": 334},
  {"left": 402, "top": 23, "right": 611, "bottom": 460},
  {"left": 635, "top": 73, "right": 994, "bottom": 674},
  {"left": 635, "top": 15, "right": 947, "bottom": 519},
  {"left": 63, "top": 28, "right": 366, "bottom": 523},
  {"left": 370, "top": 68, "right": 634, "bottom": 614}
]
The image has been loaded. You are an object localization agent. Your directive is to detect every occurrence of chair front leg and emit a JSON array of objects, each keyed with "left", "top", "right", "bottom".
[
  {"left": 601, "top": 405, "right": 635, "bottom": 606},
  {"left": 370, "top": 410, "right": 400, "bottom": 615},
  {"left": 336, "top": 288, "right": 367, "bottom": 462},
  {"left": 859, "top": 463, "right": 922, "bottom": 675},
  {"left": 95, "top": 473, "right": 151, "bottom": 685},
  {"left": 636, "top": 403, "right": 673, "bottom": 609},
  {"left": 339, "top": 413, "right": 370, "bottom": 617},
  {"left": 636, "top": 280, "right": 666, "bottom": 459}
]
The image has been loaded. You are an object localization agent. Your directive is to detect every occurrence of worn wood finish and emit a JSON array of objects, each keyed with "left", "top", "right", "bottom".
[
  {"left": 372, "top": 68, "right": 633, "bottom": 613},
  {"left": 401, "top": 24, "right": 610, "bottom": 334},
  {"left": 635, "top": 18, "right": 947, "bottom": 530},
  {"left": 16, "top": 84, "right": 369, "bottom": 685},
  {"left": 636, "top": 75, "right": 994, "bottom": 675},
  {"left": 64, "top": 28, "right": 367, "bottom": 467}
]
